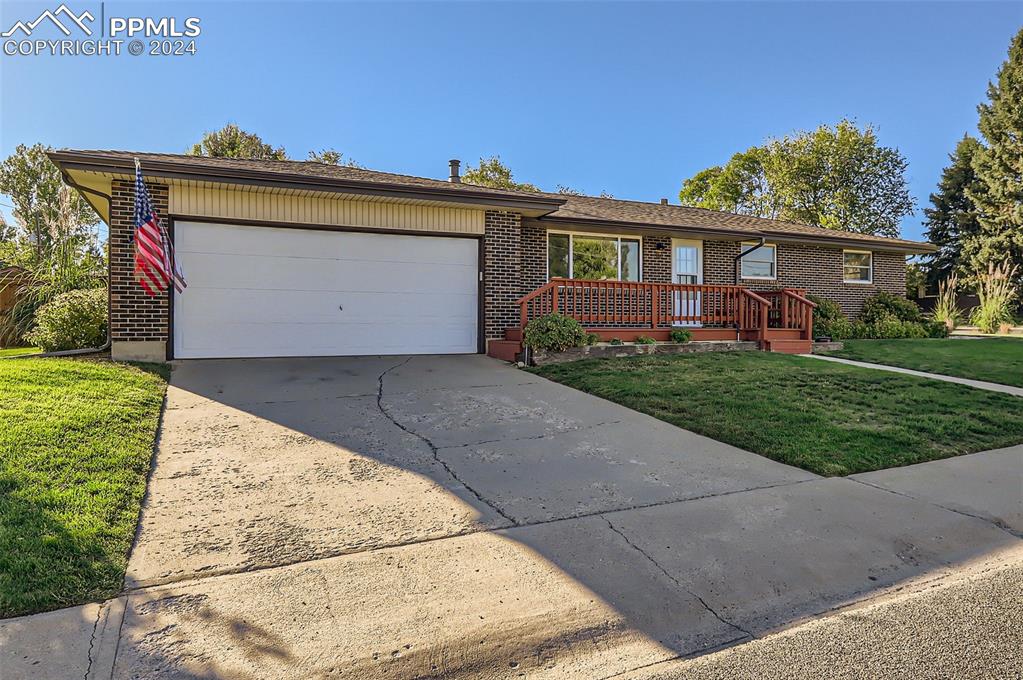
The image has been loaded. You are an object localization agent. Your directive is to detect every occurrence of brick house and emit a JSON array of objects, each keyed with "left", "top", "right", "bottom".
[{"left": 49, "top": 150, "right": 934, "bottom": 362}]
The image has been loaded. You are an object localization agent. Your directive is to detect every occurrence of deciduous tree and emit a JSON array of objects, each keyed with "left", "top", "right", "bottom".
[
  {"left": 461, "top": 156, "right": 540, "bottom": 192},
  {"left": 678, "top": 121, "right": 914, "bottom": 238},
  {"left": 188, "top": 123, "right": 288, "bottom": 160}
]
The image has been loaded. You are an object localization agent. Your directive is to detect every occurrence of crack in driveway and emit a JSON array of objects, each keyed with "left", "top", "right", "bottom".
[
  {"left": 374, "top": 357, "right": 518, "bottom": 525},
  {"left": 601, "top": 515, "right": 755, "bottom": 640}
]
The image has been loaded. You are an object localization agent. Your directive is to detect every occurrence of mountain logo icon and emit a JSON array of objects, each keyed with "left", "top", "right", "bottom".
[{"left": 2, "top": 4, "right": 95, "bottom": 38}]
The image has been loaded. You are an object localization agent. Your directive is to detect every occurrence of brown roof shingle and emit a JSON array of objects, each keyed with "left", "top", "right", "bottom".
[{"left": 51, "top": 149, "right": 934, "bottom": 252}]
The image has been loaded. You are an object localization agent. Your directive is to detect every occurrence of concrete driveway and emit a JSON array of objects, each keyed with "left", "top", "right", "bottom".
[{"left": 10, "top": 355, "right": 1018, "bottom": 679}]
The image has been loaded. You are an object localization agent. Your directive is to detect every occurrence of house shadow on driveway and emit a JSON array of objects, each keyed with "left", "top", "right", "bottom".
[{"left": 109, "top": 355, "right": 1023, "bottom": 679}]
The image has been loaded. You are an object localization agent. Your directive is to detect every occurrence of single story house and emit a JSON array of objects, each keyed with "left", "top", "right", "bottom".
[{"left": 49, "top": 150, "right": 935, "bottom": 362}]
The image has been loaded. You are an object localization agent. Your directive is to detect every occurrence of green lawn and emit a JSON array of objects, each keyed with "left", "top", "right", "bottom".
[
  {"left": 0, "top": 359, "right": 168, "bottom": 618},
  {"left": 533, "top": 352, "right": 1023, "bottom": 477},
  {"left": 0, "top": 347, "right": 40, "bottom": 358},
  {"left": 823, "top": 338, "right": 1023, "bottom": 388}
]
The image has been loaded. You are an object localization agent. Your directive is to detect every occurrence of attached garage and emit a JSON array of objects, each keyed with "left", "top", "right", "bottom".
[{"left": 172, "top": 221, "right": 480, "bottom": 358}]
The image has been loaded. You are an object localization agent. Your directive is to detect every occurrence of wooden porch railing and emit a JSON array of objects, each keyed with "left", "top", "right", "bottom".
[
  {"left": 517, "top": 278, "right": 783, "bottom": 343},
  {"left": 760, "top": 288, "right": 818, "bottom": 335}
]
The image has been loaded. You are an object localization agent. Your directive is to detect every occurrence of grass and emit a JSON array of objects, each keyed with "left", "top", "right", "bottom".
[
  {"left": 824, "top": 338, "right": 1023, "bottom": 388},
  {"left": 0, "top": 358, "right": 168, "bottom": 618},
  {"left": 532, "top": 352, "right": 1023, "bottom": 477},
  {"left": 0, "top": 347, "right": 40, "bottom": 358}
]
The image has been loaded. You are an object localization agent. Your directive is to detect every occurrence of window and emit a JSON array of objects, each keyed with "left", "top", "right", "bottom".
[
  {"left": 844, "top": 250, "right": 872, "bottom": 283},
  {"left": 740, "top": 242, "right": 776, "bottom": 279},
  {"left": 547, "top": 233, "right": 641, "bottom": 281}
]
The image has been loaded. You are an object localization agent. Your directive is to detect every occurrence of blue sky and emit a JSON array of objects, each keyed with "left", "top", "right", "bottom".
[{"left": 1, "top": 1, "right": 1020, "bottom": 242}]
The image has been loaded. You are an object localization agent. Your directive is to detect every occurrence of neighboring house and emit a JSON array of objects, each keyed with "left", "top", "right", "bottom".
[
  {"left": 0, "top": 265, "right": 31, "bottom": 348},
  {"left": 49, "top": 150, "right": 935, "bottom": 362}
]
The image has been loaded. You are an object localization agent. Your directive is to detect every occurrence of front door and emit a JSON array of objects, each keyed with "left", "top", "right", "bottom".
[{"left": 672, "top": 239, "right": 703, "bottom": 326}]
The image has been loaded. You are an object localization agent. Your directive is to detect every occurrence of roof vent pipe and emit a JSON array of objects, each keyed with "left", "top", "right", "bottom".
[
  {"left": 660, "top": 198, "right": 668, "bottom": 205},
  {"left": 448, "top": 159, "right": 461, "bottom": 183}
]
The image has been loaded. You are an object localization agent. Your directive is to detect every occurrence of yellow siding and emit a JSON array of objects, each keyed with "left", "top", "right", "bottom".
[{"left": 169, "top": 185, "right": 485, "bottom": 235}]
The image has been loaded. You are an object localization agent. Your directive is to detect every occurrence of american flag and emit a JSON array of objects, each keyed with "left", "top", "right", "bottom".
[{"left": 134, "top": 161, "right": 186, "bottom": 295}]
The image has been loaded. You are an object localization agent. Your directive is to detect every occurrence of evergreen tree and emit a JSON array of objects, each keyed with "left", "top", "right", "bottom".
[
  {"left": 922, "top": 135, "right": 984, "bottom": 287},
  {"left": 964, "top": 27, "right": 1023, "bottom": 281}
]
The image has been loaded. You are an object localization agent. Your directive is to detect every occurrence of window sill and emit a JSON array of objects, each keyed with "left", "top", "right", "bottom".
[
  {"left": 843, "top": 280, "right": 874, "bottom": 285},
  {"left": 741, "top": 276, "right": 777, "bottom": 281}
]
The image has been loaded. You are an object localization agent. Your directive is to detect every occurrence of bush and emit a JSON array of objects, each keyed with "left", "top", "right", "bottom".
[
  {"left": 523, "top": 313, "right": 587, "bottom": 352},
  {"left": 669, "top": 328, "right": 693, "bottom": 343},
  {"left": 970, "top": 261, "right": 1018, "bottom": 334},
  {"left": 808, "top": 295, "right": 852, "bottom": 339},
  {"left": 860, "top": 291, "right": 922, "bottom": 325},
  {"left": 25, "top": 289, "right": 107, "bottom": 352},
  {"left": 634, "top": 335, "right": 656, "bottom": 345},
  {"left": 584, "top": 332, "right": 601, "bottom": 346},
  {"left": 925, "top": 320, "right": 950, "bottom": 338},
  {"left": 609, "top": 337, "right": 624, "bottom": 346}
]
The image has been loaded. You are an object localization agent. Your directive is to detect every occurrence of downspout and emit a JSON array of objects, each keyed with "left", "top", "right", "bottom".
[
  {"left": 16, "top": 172, "right": 115, "bottom": 358},
  {"left": 733, "top": 236, "right": 766, "bottom": 285}
]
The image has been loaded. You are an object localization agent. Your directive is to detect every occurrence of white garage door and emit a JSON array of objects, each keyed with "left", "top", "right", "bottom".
[{"left": 173, "top": 221, "right": 479, "bottom": 358}]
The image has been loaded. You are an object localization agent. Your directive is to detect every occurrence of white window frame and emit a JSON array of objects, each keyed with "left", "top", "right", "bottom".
[
  {"left": 843, "top": 249, "right": 873, "bottom": 284},
  {"left": 739, "top": 241, "right": 777, "bottom": 281},
  {"left": 546, "top": 230, "right": 643, "bottom": 281}
]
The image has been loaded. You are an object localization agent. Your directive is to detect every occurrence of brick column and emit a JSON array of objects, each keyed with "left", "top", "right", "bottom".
[
  {"left": 483, "top": 210, "right": 523, "bottom": 340},
  {"left": 109, "top": 179, "right": 170, "bottom": 361},
  {"left": 642, "top": 235, "right": 671, "bottom": 283}
]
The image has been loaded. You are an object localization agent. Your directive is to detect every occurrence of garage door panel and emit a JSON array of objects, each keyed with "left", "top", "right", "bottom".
[
  {"left": 178, "top": 224, "right": 476, "bottom": 266},
  {"left": 181, "top": 252, "right": 477, "bottom": 294},
  {"left": 173, "top": 222, "right": 479, "bottom": 358}
]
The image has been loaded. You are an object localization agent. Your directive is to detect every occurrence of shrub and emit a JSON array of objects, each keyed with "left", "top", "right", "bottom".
[
  {"left": 860, "top": 291, "right": 922, "bottom": 325},
  {"left": 25, "top": 288, "right": 107, "bottom": 352},
  {"left": 930, "top": 275, "right": 963, "bottom": 330},
  {"left": 808, "top": 295, "right": 851, "bottom": 339},
  {"left": 523, "top": 313, "right": 587, "bottom": 352},
  {"left": 609, "top": 337, "right": 624, "bottom": 346},
  {"left": 584, "top": 332, "right": 601, "bottom": 346},
  {"left": 669, "top": 328, "right": 693, "bottom": 343},
  {"left": 635, "top": 335, "right": 656, "bottom": 345},
  {"left": 970, "top": 260, "right": 1018, "bottom": 334},
  {"left": 925, "top": 320, "right": 950, "bottom": 338}
]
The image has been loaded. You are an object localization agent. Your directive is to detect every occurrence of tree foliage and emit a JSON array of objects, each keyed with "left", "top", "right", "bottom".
[
  {"left": 962, "top": 27, "right": 1023, "bottom": 282},
  {"left": 461, "top": 156, "right": 540, "bottom": 192},
  {"left": 678, "top": 120, "right": 914, "bottom": 237},
  {"left": 308, "top": 148, "right": 362, "bottom": 168},
  {"left": 188, "top": 123, "right": 288, "bottom": 160},
  {"left": 922, "top": 135, "right": 984, "bottom": 287},
  {"left": 0, "top": 143, "right": 98, "bottom": 267}
]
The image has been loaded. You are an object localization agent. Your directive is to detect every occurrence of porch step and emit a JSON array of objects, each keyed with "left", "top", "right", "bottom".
[
  {"left": 487, "top": 339, "right": 522, "bottom": 362},
  {"left": 763, "top": 339, "right": 813, "bottom": 354},
  {"left": 504, "top": 327, "right": 522, "bottom": 341},
  {"left": 763, "top": 328, "right": 803, "bottom": 340}
]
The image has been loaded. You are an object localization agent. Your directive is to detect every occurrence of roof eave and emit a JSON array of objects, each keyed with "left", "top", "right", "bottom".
[
  {"left": 538, "top": 215, "right": 935, "bottom": 254},
  {"left": 47, "top": 151, "right": 567, "bottom": 215}
]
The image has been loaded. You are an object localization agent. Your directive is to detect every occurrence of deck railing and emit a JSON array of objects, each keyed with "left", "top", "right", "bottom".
[{"left": 516, "top": 279, "right": 817, "bottom": 342}]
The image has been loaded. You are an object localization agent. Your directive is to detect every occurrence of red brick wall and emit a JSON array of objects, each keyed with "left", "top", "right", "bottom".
[
  {"left": 483, "top": 210, "right": 524, "bottom": 339},
  {"left": 110, "top": 179, "right": 169, "bottom": 344},
  {"left": 702, "top": 239, "right": 907, "bottom": 318},
  {"left": 641, "top": 235, "right": 671, "bottom": 283}
]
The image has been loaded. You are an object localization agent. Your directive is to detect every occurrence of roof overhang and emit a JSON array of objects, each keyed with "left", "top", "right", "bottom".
[
  {"left": 48, "top": 150, "right": 567, "bottom": 222},
  {"left": 536, "top": 216, "right": 937, "bottom": 255}
]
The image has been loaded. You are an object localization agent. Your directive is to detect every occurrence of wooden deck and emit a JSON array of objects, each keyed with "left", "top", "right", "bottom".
[{"left": 489, "top": 278, "right": 817, "bottom": 361}]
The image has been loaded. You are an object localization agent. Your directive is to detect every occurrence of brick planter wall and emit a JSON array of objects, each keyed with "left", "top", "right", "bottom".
[{"left": 109, "top": 179, "right": 169, "bottom": 360}]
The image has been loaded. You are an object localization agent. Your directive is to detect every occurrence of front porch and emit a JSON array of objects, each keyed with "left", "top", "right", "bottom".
[{"left": 488, "top": 278, "right": 817, "bottom": 361}]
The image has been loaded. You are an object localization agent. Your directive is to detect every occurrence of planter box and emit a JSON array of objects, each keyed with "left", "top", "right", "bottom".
[{"left": 530, "top": 340, "right": 757, "bottom": 366}]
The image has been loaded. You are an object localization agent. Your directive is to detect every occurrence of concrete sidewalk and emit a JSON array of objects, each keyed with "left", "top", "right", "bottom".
[
  {"left": 2, "top": 357, "right": 1019, "bottom": 679},
  {"left": 804, "top": 353, "right": 1023, "bottom": 397}
]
